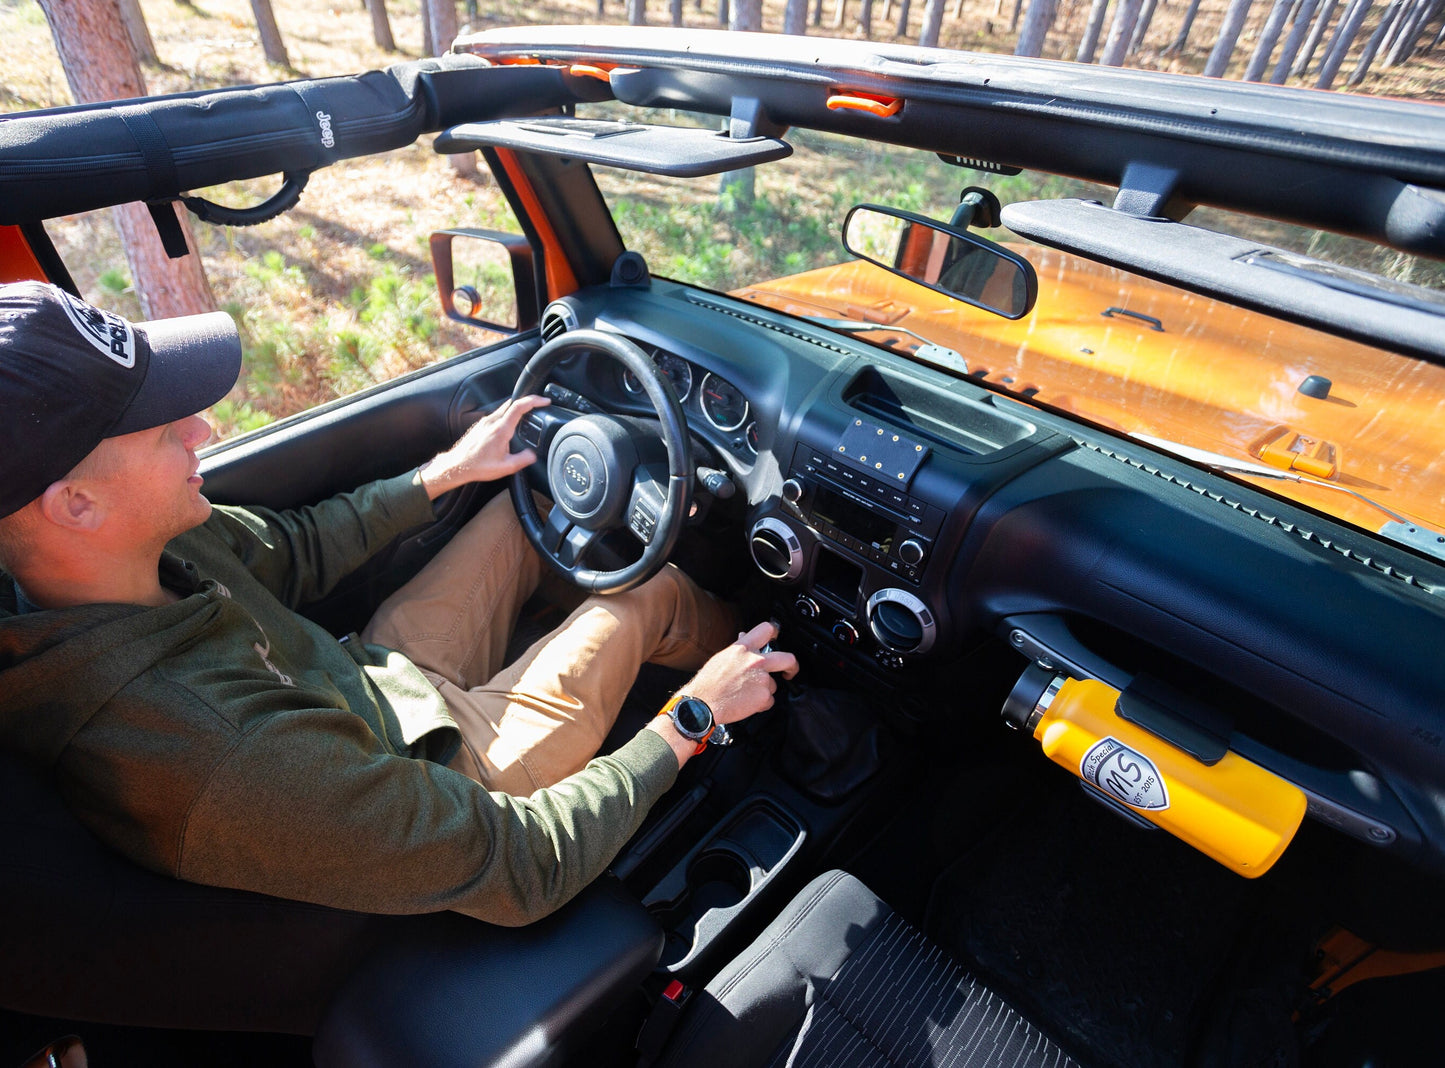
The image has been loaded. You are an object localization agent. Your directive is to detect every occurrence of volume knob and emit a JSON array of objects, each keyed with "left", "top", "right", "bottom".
[
  {"left": 781, "top": 478, "right": 804, "bottom": 504},
  {"left": 898, "top": 538, "right": 925, "bottom": 566}
]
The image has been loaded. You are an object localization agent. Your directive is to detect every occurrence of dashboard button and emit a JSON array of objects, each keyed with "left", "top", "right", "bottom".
[{"left": 907, "top": 499, "right": 927, "bottom": 516}]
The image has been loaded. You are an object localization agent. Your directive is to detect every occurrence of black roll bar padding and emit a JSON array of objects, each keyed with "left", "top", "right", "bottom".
[{"left": 0, "top": 58, "right": 616, "bottom": 226}]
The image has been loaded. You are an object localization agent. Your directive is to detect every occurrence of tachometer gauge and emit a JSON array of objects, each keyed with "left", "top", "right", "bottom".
[
  {"left": 620, "top": 351, "right": 693, "bottom": 402},
  {"left": 656, "top": 353, "right": 693, "bottom": 402},
  {"left": 700, "top": 373, "right": 750, "bottom": 431}
]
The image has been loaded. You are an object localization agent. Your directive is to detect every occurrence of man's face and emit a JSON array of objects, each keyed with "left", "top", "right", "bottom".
[{"left": 81, "top": 414, "right": 214, "bottom": 547}]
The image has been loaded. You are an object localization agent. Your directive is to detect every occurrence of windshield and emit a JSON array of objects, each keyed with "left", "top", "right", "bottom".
[{"left": 592, "top": 122, "right": 1445, "bottom": 555}]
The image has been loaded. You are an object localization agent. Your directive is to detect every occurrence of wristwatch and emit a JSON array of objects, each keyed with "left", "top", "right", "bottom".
[{"left": 658, "top": 693, "right": 716, "bottom": 755}]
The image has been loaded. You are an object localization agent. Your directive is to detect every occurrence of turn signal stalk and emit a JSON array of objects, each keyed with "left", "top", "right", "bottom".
[{"left": 1002, "top": 666, "right": 1306, "bottom": 877}]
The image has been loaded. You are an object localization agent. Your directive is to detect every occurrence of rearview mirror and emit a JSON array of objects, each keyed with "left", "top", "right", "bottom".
[
  {"left": 842, "top": 204, "right": 1037, "bottom": 319},
  {"left": 429, "top": 229, "right": 538, "bottom": 333}
]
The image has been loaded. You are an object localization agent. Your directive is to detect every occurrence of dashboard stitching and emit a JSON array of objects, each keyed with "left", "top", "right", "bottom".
[
  {"left": 1074, "top": 439, "right": 1442, "bottom": 597},
  {"left": 683, "top": 294, "right": 856, "bottom": 356}
]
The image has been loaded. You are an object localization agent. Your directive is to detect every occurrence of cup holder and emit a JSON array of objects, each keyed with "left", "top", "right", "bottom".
[
  {"left": 686, "top": 851, "right": 752, "bottom": 911},
  {"left": 642, "top": 797, "right": 806, "bottom": 979}
]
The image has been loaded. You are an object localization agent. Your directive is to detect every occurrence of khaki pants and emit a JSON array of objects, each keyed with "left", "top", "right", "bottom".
[{"left": 361, "top": 492, "right": 736, "bottom": 796}]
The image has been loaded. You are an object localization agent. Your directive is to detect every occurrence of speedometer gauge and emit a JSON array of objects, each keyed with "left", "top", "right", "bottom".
[{"left": 700, "top": 373, "right": 750, "bottom": 431}]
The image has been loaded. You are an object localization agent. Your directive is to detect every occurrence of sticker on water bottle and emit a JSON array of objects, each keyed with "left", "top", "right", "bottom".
[{"left": 1080, "top": 737, "right": 1170, "bottom": 811}]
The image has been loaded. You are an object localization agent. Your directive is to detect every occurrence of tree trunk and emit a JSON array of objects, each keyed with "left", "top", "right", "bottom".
[
  {"left": 672, "top": 0, "right": 685, "bottom": 22},
  {"left": 920, "top": 0, "right": 947, "bottom": 43},
  {"left": 1010, "top": 0, "right": 1025, "bottom": 30},
  {"left": 248, "top": 0, "right": 290, "bottom": 67},
  {"left": 1163, "top": 0, "right": 1203, "bottom": 52},
  {"left": 833, "top": 0, "right": 848, "bottom": 28},
  {"left": 1128, "top": 0, "right": 1158, "bottom": 52},
  {"left": 1244, "top": 0, "right": 1294, "bottom": 78},
  {"left": 1202, "top": 0, "right": 1255, "bottom": 75},
  {"left": 1347, "top": 0, "right": 1404, "bottom": 82},
  {"left": 365, "top": 0, "right": 396, "bottom": 51},
  {"left": 117, "top": 0, "right": 157, "bottom": 66},
  {"left": 1316, "top": 0, "right": 1374, "bottom": 88},
  {"left": 423, "top": 0, "right": 478, "bottom": 179},
  {"left": 784, "top": 0, "right": 811, "bottom": 30},
  {"left": 1076, "top": 0, "right": 1111, "bottom": 60},
  {"left": 1098, "top": 0, "right": 1143, "bottom": 64},
  {"left": 1271, "top": 0, "right": 1321, "bottom": 78},
  {"left": 732, "top": 0, "right": 764, "bottom": 27},
  {"left": 718, "top": 0, "right": 730, "bottom": 23},
  {"left": 628, "top": 0, "right": 648, "bottom": 23},
  {"left": 1387, "top": 0, "right": 1433, "bottom": 63},
  {"left": 895, "top": 0, "right": 914, "bottom": 34},
  {"left": 1385, "top": 0, "right": 1438, "bottom": 63},
  {"left": 37, "top": 0, "right": 215, "bottom": 319},
  {"left": 861, "top": 0, "right": 876, "bottom": 34},
  {"left": 814, "top": 0, "right": 826, "bottom": 24},
  {"left": 1292, "top": 0, "right": 1339, "bottom": 71},
  {"left": 1016, "top": 0, "right": 1058, "bottom": 54}
]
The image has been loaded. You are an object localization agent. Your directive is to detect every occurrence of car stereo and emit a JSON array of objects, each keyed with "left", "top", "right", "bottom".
[{"left": 786, "top": 444, "right": 947, "bottom": 585}]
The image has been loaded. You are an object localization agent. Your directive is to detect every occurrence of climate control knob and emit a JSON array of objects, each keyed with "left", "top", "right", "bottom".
[
  {"left": 794, "top": 595, "right": 820, "bottom": 619},
  {"left": 831, "top": 620, "right": 859, "bottom": 646},
  {"left": 749, "top": 516, "right": 805, "bottom": 582},
  {"left": 866, "top": 588, "right": 937, "bottom": 655},
  {"left": 898, "top": 538, "right": 926, "bottom": 566}
]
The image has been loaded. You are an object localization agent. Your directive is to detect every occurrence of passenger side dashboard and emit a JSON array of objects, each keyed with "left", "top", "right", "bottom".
[{"left": 542, "top": 278, "right": 1445, "bottom": 880}]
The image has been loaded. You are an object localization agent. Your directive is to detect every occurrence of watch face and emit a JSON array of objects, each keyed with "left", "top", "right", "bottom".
[{"left": 674, "top": 697, "right": 713, "bottom": 738}]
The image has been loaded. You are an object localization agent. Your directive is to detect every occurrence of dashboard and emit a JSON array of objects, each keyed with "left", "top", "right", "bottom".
[{"left": 536, "top": 278, "right": 1445, "bottom": 882}]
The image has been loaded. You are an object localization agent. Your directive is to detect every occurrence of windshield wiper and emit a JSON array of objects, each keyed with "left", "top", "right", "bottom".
[
  {"left": 800, "top": 316, "right": 969, "bottom": 376},
  {"left": 1133, "top": 434, "right": 1445, "bottom": 565}
]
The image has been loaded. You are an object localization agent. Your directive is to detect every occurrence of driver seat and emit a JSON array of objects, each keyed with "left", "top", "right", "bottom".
[{"left": 657, "top": 870, "right": 1079, "bottom": 1067}]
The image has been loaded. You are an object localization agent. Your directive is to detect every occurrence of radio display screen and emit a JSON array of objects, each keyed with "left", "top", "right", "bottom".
[{"left": 811, "top": 485, "right": 895, "bottom": 552}]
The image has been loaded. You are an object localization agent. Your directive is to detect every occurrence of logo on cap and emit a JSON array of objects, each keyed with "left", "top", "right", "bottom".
[{"left": 56, "top": 289, "right": 136, "bottom": 369}]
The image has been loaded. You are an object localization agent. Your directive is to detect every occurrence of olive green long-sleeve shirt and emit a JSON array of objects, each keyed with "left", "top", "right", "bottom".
[{"left": 0, "top": 473, "right": 677, "bottom": 926}]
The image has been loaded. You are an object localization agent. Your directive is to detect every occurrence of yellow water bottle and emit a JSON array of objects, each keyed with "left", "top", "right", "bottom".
[{"left": 1002, "top": 664, "right": 1307, "bottom": 877}]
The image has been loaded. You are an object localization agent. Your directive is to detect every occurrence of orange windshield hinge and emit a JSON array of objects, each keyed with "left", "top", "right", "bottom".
[
  {"left": 1, "top": 225, "right": 46, "bottom": 284},
  {"left": 1253, "top": 427, "right": 1339, "bottom": 480},
  {"left": 568, "top": 63, "right": 616, "bottom": 81},
  {"left": 826, "top": 90, "right": 903, "bottom": 119}
]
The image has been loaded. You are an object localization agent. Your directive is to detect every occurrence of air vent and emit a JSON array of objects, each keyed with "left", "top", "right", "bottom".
[{"left": 540, "top": 302, "right": 578, "bottom": 342}]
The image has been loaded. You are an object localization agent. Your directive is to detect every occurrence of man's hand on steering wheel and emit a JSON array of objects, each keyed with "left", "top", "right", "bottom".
[{"left": 418, "top": 395, "right": 552, "bottom": 500}]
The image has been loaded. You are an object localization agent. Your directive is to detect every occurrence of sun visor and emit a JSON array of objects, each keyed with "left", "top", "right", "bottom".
[{"left": 435, "top": 116, "right": 792, "bottom": 177}]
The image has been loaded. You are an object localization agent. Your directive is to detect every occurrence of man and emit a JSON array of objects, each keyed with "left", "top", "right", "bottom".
[{"left": 0, "top": 281, "right": 796, "bottom": 926}]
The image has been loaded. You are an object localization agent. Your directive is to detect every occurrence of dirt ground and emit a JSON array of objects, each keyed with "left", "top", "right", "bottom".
[{"left": 2, "top": 0, "right": 1442, "bottom": 431}]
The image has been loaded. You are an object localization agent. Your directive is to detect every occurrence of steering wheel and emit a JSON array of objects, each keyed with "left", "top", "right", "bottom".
[{"left": 509, "top": 329, "right": 692, "bottom": 594}]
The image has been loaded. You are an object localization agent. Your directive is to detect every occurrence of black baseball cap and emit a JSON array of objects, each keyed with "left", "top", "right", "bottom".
[{"left": 0, "top": 281, "right": 242, "bottom": 519}]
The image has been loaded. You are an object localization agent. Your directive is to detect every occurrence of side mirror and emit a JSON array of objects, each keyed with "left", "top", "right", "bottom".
[
  {"left": 428, "top": 229, "right": 538, "bottom": 333},
  {"left": 842, "top": 204, "right": 1038, "bottom": 320}
]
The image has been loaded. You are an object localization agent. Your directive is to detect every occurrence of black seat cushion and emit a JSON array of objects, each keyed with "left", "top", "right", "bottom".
[{"left": 659, "top": 870, "right": 1079, "bottom": 1068}]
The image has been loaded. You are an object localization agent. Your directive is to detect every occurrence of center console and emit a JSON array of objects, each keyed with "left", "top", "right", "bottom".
[{"left": 747, "top": 363, "right": 1061, "bottom": 673}]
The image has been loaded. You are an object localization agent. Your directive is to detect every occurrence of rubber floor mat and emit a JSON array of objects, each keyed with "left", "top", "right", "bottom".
[{"left": 925, "top": 771, "right": 1265, "bottom": 1068}]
